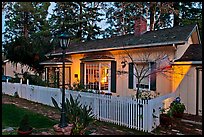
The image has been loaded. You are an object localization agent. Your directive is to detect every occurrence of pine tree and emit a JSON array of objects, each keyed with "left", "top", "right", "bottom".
[
  {"left": 49, "top": 2, "right": 104, "bottom": 42},
  {"left": 3, "top": 2, "right": 55, "bottom": 74}
]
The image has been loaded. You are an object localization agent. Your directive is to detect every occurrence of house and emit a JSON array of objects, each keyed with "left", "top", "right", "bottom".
[
  {"left": 40, "top": 16, "right": 202, "bottom": 115},
  {"left": 2, "top": 51, "right": 35, "bottom": 79}
]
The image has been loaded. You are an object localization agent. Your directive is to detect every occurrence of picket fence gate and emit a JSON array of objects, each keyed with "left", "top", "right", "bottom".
[{"left": 2, "top": 82, "right": 175, "bottom": 132}]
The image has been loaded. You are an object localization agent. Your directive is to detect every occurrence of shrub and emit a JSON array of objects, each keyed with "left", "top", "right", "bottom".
[
  {"left": 51, "top": 94, "right": 94, "bottom": 135},
  {"left": 167, "top": 97, "right": 186, "bottom": 118},
  {"left": 18, "top": 114, "right": 32, "bottom": 132}
]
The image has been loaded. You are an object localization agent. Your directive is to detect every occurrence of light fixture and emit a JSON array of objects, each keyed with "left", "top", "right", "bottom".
[{"left": 58, "top": 32, "right": 71, "bottom": 128}]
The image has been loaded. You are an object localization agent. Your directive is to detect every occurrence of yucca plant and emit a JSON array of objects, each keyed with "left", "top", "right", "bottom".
[{"left": 51, "top": 94, "right": 94, "bottom": 135}]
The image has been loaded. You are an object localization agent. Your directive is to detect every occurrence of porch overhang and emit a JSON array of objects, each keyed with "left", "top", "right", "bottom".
[{"left": 40, "top": 58, "right": 72, "bottom": 65}]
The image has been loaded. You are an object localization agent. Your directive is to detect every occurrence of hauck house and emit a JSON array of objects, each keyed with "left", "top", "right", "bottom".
[{"left": 40, "top": 16, "right": 202, "bottom": 115}]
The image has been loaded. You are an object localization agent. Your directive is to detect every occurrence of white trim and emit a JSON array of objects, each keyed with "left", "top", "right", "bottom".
[
  {"left": 48, "top": 41, "right": 185, "bottom": 56},
  {"left": 39, "top": 62, "right": 72, "bottom": 65},
  {"left": 133, "top": 62, "right": 151, "bottom": 91},
  {"left": 3, "top": 59, "right": 9, "bottom": 63},
  {"left": 84, "top": 62, "right": 111, "bottom": 93},
  {"left": 172, "top": 61, "right": 202, "bottom": 65}
]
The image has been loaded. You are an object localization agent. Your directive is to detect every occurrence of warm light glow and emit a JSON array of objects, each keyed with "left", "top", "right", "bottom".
[
  {"left": 101, "top": 67, "right": 108, "bottom": 83},
  {"left": 172, "top": 65, "right": 191, "bottom": 92}
]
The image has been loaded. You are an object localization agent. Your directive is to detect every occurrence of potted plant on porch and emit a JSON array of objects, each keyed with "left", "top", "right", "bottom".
[
  {"left": 159, "top": 108, "right": 173, "bottom": 127},
  {"left": 169, "top": 97, "right": 186, "bottom": 118},
  {"left": 17, "top": 114, "right": 33, "bottom": 135}
]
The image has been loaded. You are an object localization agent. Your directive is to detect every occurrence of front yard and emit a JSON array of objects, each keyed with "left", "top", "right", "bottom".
[
  {"left": 2, "top": 94, "right": 150, "bottom": 135},
  {"left": 2, "top": 94, "right": 202, "bottom": 135}
]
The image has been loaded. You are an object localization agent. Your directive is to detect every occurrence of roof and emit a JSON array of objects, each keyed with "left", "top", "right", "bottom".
[
  {"left": 175, "top": 44, "right": 202, "bottom": 62},
  {"left": 80, "top": 55, "right": 115, "bottom": 61},
  {"left": 39, "top": 58, "right": 72, "bottom": 65},
  {"left": 48, "top": 24, "right": 198, "bottom": 56}
]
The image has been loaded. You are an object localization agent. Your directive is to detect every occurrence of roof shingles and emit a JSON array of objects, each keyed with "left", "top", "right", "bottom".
[
  {"left": 49, "top": 24, "right": 197, "bottom": 55},
  {"left": 175, "top": 44, "right": 202, "bottom": 61}
]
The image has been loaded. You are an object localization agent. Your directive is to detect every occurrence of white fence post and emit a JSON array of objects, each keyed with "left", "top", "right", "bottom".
[{"left": 27, "top": 79, "right": 29, "bottom": 85}]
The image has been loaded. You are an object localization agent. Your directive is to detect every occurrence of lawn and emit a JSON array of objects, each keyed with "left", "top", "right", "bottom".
[{"left": 2, "top": 104, "right": 58, "bottom": 134}]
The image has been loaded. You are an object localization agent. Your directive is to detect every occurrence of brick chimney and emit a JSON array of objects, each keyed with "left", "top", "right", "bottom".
[{"left": 134, "top": 15, "right": 147, "bottom": 36}]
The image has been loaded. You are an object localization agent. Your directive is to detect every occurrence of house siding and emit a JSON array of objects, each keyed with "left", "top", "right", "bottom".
[
  {"left": 3, "top": 61, "right": 34, "bottom": 78},
  {"left": 172, "top": 65, "right": 200, "bottom": 115}
]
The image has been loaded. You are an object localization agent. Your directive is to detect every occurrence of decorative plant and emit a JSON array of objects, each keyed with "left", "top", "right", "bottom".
[
  {"left": 51, "top": 94, "right": 94, "bottom": 135},
  {"left": 168, "top": 97, "right": 186, "bottom": 118},
  {"left": 159, "top": 107, "right": 172, "bottom": 126},
  {"left": 134, "top": 90, "right": 160, "bottom": 99},
  {"left": 72, "top": 82, "right": 86, "bottom": 91},
  {"left": 18, "top": 114, "right": 32, "bottom": 132}
]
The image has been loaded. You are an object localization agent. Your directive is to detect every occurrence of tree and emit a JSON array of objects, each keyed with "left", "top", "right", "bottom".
[
  {"left": 49, "top": 2, "right": 104, "bottom": 42},
  {"left": 4, "top": 2, "right": 51, "bottom": 42},
  {"left": 123, "top": 48, "right": 173, "bottom": 98},
  {"left": 3, "top": 2, "right": 55, "bottom": 74},
  {"left": 104, "top": 2, "right": 147, "bottom": 38}
]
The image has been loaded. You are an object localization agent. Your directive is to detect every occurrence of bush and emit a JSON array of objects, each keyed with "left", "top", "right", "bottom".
[
  {"left": 167, "top": 97, "right": 186, "bottom": 118},
  {"left": 18, "top": 114, "right": 32, "bottom": 132},
  {"left": 51, "top": 94, "right": 94, "bottom": 135}
]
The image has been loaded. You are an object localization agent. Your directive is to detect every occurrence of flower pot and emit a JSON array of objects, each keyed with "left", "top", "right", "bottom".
[
  {"left": 160, "top": 114, "right": 172, "bottom": 127},
  {"left": 172, "top": 112, "right": 183, "bottom": 118},
  {"left": 17, "top": 128, "right": 33, "bottom": 135}
]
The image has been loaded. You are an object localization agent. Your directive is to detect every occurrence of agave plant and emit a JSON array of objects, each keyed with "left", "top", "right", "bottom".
[{"left": 51, "top": 94, "right": 94, "bottom": 135}]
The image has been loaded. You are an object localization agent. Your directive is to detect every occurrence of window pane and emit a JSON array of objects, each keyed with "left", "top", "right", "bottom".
[
  {"left": 100, "top": 63, "right": 109, "bottom": 90},
  {"left": 135, "top": 63, "right": 149, "bottom": 89}
]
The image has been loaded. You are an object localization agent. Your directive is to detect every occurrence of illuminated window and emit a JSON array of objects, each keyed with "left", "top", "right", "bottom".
[{"left": 85, "top": 62, "right": 110, "bottom": 91}]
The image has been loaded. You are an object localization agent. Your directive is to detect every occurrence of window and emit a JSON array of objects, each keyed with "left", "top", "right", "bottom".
[
  {"left": 84, "top": 62, "right": 110, "bottom": 92},
  {"left": 46, "top": 67, "right": 71, "bottom": 89},
  {"left": 131, "top": 62, "right": 156, "bottom": 91},
  {"left": 134, "top": 62, "right": 150, "bottom": 90}
]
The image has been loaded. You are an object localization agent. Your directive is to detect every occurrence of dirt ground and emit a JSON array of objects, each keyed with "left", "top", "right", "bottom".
[{"left": 2, "top": 94, "right": 202, "bottom": 135}]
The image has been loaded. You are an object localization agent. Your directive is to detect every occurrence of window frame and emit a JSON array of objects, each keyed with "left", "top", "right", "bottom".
[
  {"left": 84, "top": 61, "right": 111, "bottom": 93},
  {"left": 133, "top": 62, "right": 152, "bottom": 91}
]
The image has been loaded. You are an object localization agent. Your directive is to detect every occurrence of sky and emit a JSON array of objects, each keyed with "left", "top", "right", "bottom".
[
  {"left": 1, "top": 2, "right": 109, "bottom": 42},
  {"left": 2, "top": 2, "right": 174, "bottom": 42}
]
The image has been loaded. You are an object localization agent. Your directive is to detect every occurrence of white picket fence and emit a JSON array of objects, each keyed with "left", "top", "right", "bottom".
[{"left": 2, "top": 82, "right": 175, "bottom": 132}]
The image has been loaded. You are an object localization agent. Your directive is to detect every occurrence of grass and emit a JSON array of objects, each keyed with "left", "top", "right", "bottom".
[{"left": 2, "top": 104, "right": 58, "bottom": 129}]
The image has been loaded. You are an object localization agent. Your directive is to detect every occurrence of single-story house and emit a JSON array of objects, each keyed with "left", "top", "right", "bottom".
[
  {"left": 40, "top": 16, "right": 202, "bottom": 115},
  {"left": 2, "top": 51, "right": 35, "bottom": 79}
]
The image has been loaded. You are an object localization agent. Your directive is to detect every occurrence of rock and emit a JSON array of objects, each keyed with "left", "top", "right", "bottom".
[
  {"left": 41, "top": 132, "right": 51, "bottom": 135},
  {"left": 90, "top": 132, "right": 98, "bottom": 135},
  {"left": 2, "top": 127, "right": 14, "bottom": 132},
  {"left": 55, "top": 132, "right": 64, "bottom": 135},
  {"left": 64, "top": 131, "right": 71, "bottom": 135},
  {"left": 64, "top": 126, "right": 72, "bottom": 132},
  {"left": 176, "top": 133, "right": 184, "bottom": 135},
  {"left": 171, "top": 129, "right": 180, "bottom": 132}
]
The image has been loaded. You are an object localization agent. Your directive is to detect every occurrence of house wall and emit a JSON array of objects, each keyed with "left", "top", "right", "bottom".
[
  {"left": 109, "top": 46, "right": 175, "bottom": 97},
  {"left": 174, "top": 36, "right": 193, "bottom": 60},
  {"left": 172, "top": 65, "right": 200, "bottom": 115},
  {"left": 65, "top": 46, "right": 175, "bottom": 97},
  {"left": 70, "top": 54, "right": 84, "bottom": 85},
  {"left": 3, "top": 61, "right": 34, "bottom": 78},
  {"left": 198, "top": 69, "right": 202, "bottom": 115}
]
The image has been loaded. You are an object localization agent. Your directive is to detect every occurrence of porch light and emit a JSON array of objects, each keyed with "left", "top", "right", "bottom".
[{"left": 58, "top": 32, "right": 71, "bottom": 128}]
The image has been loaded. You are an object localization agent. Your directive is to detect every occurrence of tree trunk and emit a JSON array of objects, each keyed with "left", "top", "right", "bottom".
[
  {"left": 23, "top": 12, "right": 29, "bottom": 38},
  {"left": 173, "top": 2, "right": 180, "bottom": 26},
  {"left": 149, "top": 2, "right": 156, "bottom": 31}
]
